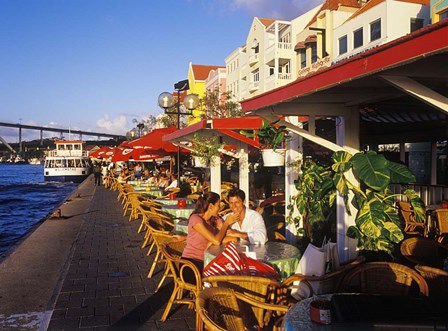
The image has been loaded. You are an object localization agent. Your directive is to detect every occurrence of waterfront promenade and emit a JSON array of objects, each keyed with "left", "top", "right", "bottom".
[{"left": 0, "top": 176, "right": 195, "bottom": 330}]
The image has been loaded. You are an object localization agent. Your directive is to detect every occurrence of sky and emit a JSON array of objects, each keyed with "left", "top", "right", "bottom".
[{"left": 0, "top": 0, "right": 321, "bottom": 142}]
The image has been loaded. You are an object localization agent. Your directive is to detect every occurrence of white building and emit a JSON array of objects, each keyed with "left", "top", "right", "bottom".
[{"left": 332, "top": 0, "right": 430, "bottom": 63}]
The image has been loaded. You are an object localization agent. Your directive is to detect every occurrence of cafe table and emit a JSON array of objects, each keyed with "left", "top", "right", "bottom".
[
  {"left": 154, "top": 198, "right": 193, "bottom": 206},
  {"left": 204, "top": 241, "right": 300, "bottom": 280},
  {"left": 283, "top": 293, "right": 448, "bottom": 331},
  {"left": 161, "top": 204, "right": 195, "bottom": 219},
  {"left": 138, "top": 188, "right": 165, "bottom": 197}
]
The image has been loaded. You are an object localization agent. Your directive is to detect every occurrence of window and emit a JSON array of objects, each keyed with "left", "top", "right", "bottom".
[
  {"left": 269, "top": 66, "right": 275, "bottom": 76},
  {"left": 339, "top": 35, "right": 347, "bottom": 55},
  {"left": 300, "top": 49, "right": 307, "bottom": 68},
  {"left": 410, "top": 18, "right": 424, "bottom": 32},
  {"left": 440, "top": 10, "right": 448, "bottom": 20},
  {"left": 370, "top": 19, "right": 381, "bottom": 41},
  {"left": 353, "top": 28, "right": 363, "bottom": 49},
  {"left": 311, "top": 44, "right": 317, "bottom": 63},
  {"left": 280, "top": 32, "right": 290, "bottom": 43},
  {"left": 253, "top": 69, "right": 259, "bottom": 82}
]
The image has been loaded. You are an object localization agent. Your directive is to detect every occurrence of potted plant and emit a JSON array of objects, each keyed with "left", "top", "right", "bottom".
[
  {"left": 288, "top": 150, "right": 425, "bottom": 260},
  {"left": 242, "top": 119, "right": 290, "bottom": 167},
  {"left": 191, "top": 133, "right": 223, "bottom": 167}
]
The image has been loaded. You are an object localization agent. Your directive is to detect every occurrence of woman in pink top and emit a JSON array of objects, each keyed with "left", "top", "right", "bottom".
[{"left": 182, "top": 191, "right": 238, "bottom": 279}]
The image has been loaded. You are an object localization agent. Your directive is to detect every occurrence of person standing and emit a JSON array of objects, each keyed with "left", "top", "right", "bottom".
[
  {"left": 223, "top": 188, "right": 267, "bottom": 244},
  {"left": 93, "top": 162, "right": 102, "bottom": 186}
]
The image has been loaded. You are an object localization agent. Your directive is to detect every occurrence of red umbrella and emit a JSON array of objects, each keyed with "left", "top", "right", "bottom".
[
  {"left": 111, "top": 148, "right": 134, "bottom": 163},
  {"left": 89, "top": 146, "right": 116, "bottom": 159},
  {"left": 131, "top": 149, "right": 168, "bottom": 161},
  {"left": 128, "top": 127, "right": 181, "bottom": 153}
]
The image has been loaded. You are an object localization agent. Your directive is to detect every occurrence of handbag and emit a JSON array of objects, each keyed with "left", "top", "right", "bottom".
[{"left": 291, "top": 238, "right": 340, "bottom": 300}]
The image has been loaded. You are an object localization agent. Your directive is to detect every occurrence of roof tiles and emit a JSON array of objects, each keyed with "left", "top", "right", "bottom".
[{"left": 191, "top": 64, "right": 225, "bottom": 81}]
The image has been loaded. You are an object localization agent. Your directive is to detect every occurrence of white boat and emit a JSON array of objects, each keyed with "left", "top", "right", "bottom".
[{"left": 44, "top": 140, "right": 91, "bottom": 182}]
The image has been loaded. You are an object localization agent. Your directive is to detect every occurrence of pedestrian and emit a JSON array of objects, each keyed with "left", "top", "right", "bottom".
[{"left": 93, "top": 162, "right": 102, "bottom": 186}]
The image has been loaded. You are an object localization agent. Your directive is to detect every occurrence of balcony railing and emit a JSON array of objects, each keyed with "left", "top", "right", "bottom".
[
  {"left": 390, "top": 183, "right": 448, "bottom": 206},
  {"left": 249, "top": 53, "right": 259, "bottom": 65},
  {"left": 278, "top": 73, "right": 292, "bottom": 80},
  {"left": 249, "top": 81, "right": 260, "bottom": 91}
]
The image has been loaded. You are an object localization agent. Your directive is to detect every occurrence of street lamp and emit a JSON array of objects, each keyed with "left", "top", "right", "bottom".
[{"left": 158, "top": 79, "right": 199, "bottom": 184}]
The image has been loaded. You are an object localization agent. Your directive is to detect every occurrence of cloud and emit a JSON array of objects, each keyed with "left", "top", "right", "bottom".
[
  {"left": 95, "top": 115, "right": 129, "bottom": 135},
  {"left": 225, "top": 0, "right": 322, "bottom": 20}
]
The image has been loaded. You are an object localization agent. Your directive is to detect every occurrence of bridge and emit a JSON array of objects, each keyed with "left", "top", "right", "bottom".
[{"left": 0, "top": 121, "right": 125, "bottom": 153}]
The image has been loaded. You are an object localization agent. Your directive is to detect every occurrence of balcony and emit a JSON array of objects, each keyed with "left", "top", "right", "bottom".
[
  {"left": 248, "top": 81, "right": 260, "bottom": 92},
  {"left": 249, "top": 53, "right": 259, "bottom": 66}
]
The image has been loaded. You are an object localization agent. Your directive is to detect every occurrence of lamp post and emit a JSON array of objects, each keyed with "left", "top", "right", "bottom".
[{"left": 158, "top": 79, "right": 199, "bottom": 184}]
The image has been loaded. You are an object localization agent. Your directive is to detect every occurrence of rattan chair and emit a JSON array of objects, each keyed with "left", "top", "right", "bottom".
[
  {"left": 279, "top": 255, "right": 366, "bottom": 303},
  {"left": 436, "top": 209, "right": 448, "bottom": 243},
  {"left": 400, "top": 237, "right": 448, "bottom": 268},
  {"left": 159, "top": 240, "right": 202, "bottom": 330},
  {"left": 415, "top": 264, "right": 448, "bottom": 298},
  {"left": 202, "top": 275, "right": 282, "bottom": 328},
  {"left": 398, "top": 201, "right": 426, "bottom": 236},
  {"left": 196, "top": 287, "right": 288, "bottom": 331},
  {"left": 337, "top": 262, "right": 429, "bottom": 296}
]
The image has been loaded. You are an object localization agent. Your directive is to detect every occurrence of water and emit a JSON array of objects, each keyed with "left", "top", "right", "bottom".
[{"left": 0, "top": 164, "right": 78, "bottom": 258}]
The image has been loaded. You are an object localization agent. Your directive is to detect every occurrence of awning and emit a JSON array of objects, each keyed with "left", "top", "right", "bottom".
[
  {"left": 304, "top": 34, "right": 317, "bottom": 43},
  {"left": 294, "top": 41, "right": 306, "bottom": 51}
]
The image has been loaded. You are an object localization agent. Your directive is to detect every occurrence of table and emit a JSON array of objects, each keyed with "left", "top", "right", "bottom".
[
  {"left": 138, "top": 188, "right": 165, "bottom": 197},
  {"left": 174, "top": 219, "right": 188, "bottom": 235},
  {"left": 154, "top": 198, "right": 193, "bottom": 206},
  {"left": 161, "top": 204, "right": 195, "bottom": 219},
  {"left": 283, "top": 294, "right": 448, "bottom": 331},
  {"left": 204, "top": 241, "right": 300, "bottom": 280}
]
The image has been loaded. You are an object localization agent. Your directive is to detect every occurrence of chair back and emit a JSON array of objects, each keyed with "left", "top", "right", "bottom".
[
  {"left": 337, "top": 262, "right": 428, "bottom": 297},
  {"left": 398, "top": 201, "right": 425, "bottom": 236},
  {"left": 415, "top": 264, "right": 448, "bottom": 298},
  {"left": 202, "top": 275, "right": 281, "bottom": 328},
  {"left": 400, "top": 237, "right": 447, "bottom": 268},
  {"left": 281, "top": 255, "right": 366, "bottom": 302},
  {"left": 196, "top": 287, "right": 288, "bottom": 331},
  {"left": 436, "top": 209, "right": 448, "bottom": 242}
]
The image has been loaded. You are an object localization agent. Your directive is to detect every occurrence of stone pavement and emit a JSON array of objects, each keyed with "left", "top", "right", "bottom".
[
  {"left": 0, "top": 177, "right": 195, "bottom": 331},
  {"left": 47, "top": 184, "right": 196, "bottom": 330}
]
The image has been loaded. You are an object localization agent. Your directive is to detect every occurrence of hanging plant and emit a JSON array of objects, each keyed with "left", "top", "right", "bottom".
[{"left": 191, "top": 133, "right": 223, "bottom": 167}]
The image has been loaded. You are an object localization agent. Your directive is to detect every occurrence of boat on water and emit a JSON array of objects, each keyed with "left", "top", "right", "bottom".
[{"left": 44, "top": 140, "right": 91, "bottom": 182}]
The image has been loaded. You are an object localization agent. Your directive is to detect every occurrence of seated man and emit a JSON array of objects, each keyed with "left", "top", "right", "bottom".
[{"left": 223, "top": 188, "right": 267, "bottom": 244}]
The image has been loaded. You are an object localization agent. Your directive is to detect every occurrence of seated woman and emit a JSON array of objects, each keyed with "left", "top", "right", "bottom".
[
  {"left": 182, "top": 192, "right": 239, "bottom": 278},
  {"left": 157, "top": 174, "right": 170, "bottom": 189}
]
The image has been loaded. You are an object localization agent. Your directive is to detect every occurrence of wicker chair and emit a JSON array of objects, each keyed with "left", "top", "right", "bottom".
[
  {"left": 337, "top": 262, "right": 429, "bottom": 297},
  {"left": 159, "top": 240, "right": 202, "bottom": 330},
  {"left": 415, "top": 264, "right": 448, "bottom": 298},
  {"left": 279, "top": 255, "right": 366, "bottom": 303},
  {"left": 400, "top": 237, "right": 448, "bottom": 268},
  {"left": 196, "top": 287, "right": 288, "bottom": 331},
  {"left": 202, "top": 275, "right": 282, "bottom": 328},
  {"left": 398, "top": 201, "right": 426, "bottom": 236},
  {"left": 436, "top": 209, "right": 448, "bottom": 243}
]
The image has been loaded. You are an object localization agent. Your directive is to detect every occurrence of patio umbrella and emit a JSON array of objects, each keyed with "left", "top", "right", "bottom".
[
  {"left": 128, "top": 127, "right": 187, "bottom": 153},
  {"left": 111, "top": 148, "right": 135, "bottom": 163},
  {"left": 89, "top": 146, "right": 116, "bottom": 159}
]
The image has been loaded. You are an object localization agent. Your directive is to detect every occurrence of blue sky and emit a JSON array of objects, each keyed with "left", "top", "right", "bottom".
[{"left": 0, "top": 0, "right": 320, "bottom": 142}]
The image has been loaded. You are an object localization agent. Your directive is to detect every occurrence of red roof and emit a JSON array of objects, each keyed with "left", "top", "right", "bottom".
[
  {"left": 258, "top": 18, "right": 276, "bottom": 27},
  {"left": 191, "top": 64, "right": 225, "bottom": 81},
  {"left": 306, "top": 0, "right": 361, "bottom": 27}
]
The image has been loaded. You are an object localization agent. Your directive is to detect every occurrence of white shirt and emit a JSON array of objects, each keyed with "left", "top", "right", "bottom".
[
  {"left": 165, "top": 179, "right": 178, "bottom": 190},
  {"left": 224, "top": 208, "right": 267, "bottom": 244}
]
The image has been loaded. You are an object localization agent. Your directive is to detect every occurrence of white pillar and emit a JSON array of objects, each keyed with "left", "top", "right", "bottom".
[
  {"left": 237, "top": 142, "right": 250, "bottom": 208},
  {"left": 285, "top": 116, "right": 302, "bottom": 243},
  {"left": 210, "top": 156, "right": 221, "bottom": 195},
  {"left": 336, "top": 109, "right": 359, "bottom": 263}
]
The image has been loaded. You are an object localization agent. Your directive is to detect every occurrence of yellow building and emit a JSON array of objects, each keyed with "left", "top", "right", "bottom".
[{"left": 186, "top": 62, "right": 224, "bottom": 124}]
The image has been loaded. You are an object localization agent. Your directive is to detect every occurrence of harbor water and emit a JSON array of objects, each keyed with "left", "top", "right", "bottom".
[{"left": 0, "top": 163, "right": 78, "bottom": 258}]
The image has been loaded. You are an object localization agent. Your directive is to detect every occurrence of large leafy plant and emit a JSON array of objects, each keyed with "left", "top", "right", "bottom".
[
  {"left": 289, "top": 150, "right": 425, "bottom": 258},
  {"left": 288, "top": 159, "right": 336, "bottom": 246},
  {"left": 191, "top": 133, "right": 223, "bottom": 167},
  {"left": 332, "top": 150, "right": 425, "bottom": 256}
]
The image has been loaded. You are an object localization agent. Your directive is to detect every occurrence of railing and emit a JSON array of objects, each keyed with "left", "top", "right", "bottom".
[
  {"left": 390, "top": 183, "right": 448, "bottom": 206},
  {"left": 249, "top": 81, "right": 260, "bottom": 91},
  {"left": 277, "top": 73, "right": 292, "bottom": 80},
  {"left": 278, "top": 42, "right": 291, "bottom": 50},
  {"left": 249, "top": 53, "right": 259, "bottom": 65}
]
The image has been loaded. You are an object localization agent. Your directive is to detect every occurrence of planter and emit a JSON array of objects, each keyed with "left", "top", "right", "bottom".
[
  {"left": 261, "top": 148, "right": 285, "bottom": 167},
  {"left": 193, "top": 156, "right": 209, "bottom": 168}
]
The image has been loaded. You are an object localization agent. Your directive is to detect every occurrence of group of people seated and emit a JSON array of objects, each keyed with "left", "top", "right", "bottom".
[{"left": 181, "top": 188, "right": 267, "bottom": 278}]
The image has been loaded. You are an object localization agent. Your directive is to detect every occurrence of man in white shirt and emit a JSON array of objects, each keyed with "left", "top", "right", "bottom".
[{"left": 223, "top": 188, "right": 267, "bottom": 244}]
